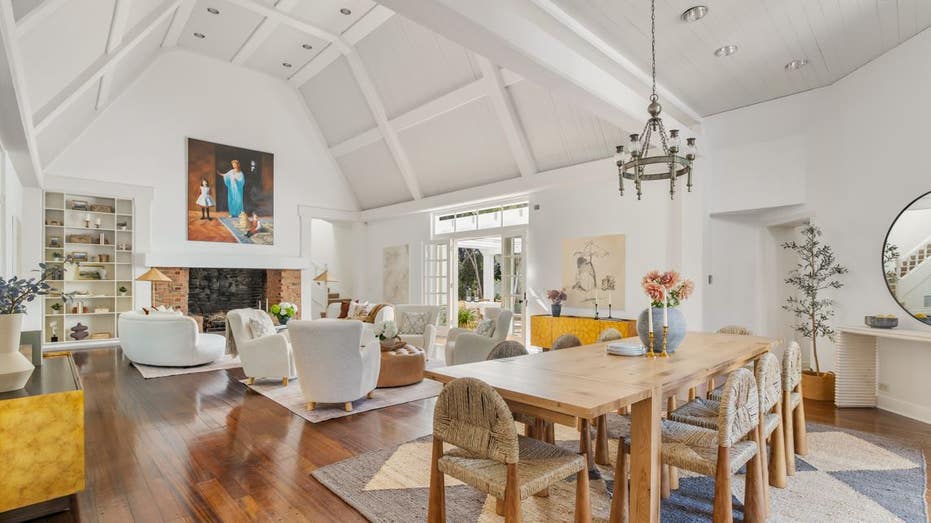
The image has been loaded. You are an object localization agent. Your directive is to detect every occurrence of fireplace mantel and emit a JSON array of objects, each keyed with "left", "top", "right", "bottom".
[{"left": 143, "top": 252, "right": 310, "bottom": 270}]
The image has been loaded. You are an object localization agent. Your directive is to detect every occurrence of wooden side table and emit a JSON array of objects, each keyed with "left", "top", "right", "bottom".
[{"left": 0, "top": 353, "right": 84, "bottom": 520}]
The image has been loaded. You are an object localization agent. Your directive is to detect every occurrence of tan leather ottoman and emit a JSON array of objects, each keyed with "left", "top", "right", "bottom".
[{"left": 377, "top": 344, "right": 426, "bottom": 388}]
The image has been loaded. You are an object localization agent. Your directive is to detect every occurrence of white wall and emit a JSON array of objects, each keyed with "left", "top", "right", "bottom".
[
  {"left": 706, "top": 27, "right": 931, "bottom": 422},
  {"left": 361, "top": 212, "right": 429, "bottom": 303},
  {"left": 40, "top": 49, "right": 359, "bottom": 311}
]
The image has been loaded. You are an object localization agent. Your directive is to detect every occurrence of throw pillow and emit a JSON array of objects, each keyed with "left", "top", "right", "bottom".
[
  {"left": 398, "top": 311, "right": 429, "bottom": 335},
  {"left": 475, "top": 319, "right": 496, "bottom": 338},
  {"left": 348, "top": 301, "right": 369, "bottom": 319},
  {"left": 338, "top": 301, "right": 351, "bottom": 319},
  {"left": 249, "top": 318, "right": 276, "bottom": 339}
]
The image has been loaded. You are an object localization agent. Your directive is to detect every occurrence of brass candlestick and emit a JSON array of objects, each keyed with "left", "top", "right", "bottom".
[
  {"left": 647, "top": 331, "right": 656, "bottom": 358},
  {"left": 660, "top": 325, "right": 669, "bottom": 358}
]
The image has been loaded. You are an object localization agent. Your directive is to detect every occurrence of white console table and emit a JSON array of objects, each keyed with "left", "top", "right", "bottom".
[{"left": 835, "top": 326, "right": 931, "bottom": 407}]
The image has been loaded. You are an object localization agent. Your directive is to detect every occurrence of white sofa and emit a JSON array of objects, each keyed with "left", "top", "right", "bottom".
[
  {"left": 119, "top": 311, "right": 225, "bottom": 366},
  {"left": 289, "top": 319, "right": 381, "bottom": 412},
  {"left": 394, "top": 304, "right": 440, "bottom": 357},
  {"left": 227, "top": 309, "right": 295, "bottom": 384},
  {"left": 324, "top": 302, "right": 394, "bottom": 324},
  {"left": 444, "top": 308, "right": 513, "bottom": 365}
]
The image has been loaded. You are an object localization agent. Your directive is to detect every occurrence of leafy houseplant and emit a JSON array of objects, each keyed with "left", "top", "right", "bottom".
[
  {"left": 546, "top": 288, "right": 567, "bottom": 317},
  {"left": 457, "top": 307, "right": 473, "bottom": 328},
  {"left": 0, "top": 264, "right": 53, "bottom": 392},
  {"left": 782, "top": 224, "right": 847, "bottom": 401},
  {"left": 270, "top": 301, "right": 298, "bottom": 325}
]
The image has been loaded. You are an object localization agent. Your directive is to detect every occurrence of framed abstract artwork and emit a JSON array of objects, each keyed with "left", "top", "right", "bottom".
[
  {"left": 561, "top": 234, "right": 626, "bottom": 308},
  {"left": 383, "top": 244, "right": 410, "bottom": 304},
  {"left": 186, "top": 138, "right": 274, "bottom": 244}
]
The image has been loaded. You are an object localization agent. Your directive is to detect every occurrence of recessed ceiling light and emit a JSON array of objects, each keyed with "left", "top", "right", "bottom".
[
  {"left": 193, "top": 32, "right": 206, "bottom": 39},
  {"left": 282, "top": 62, "right": 293, "bottom": 68},
  {"left": 340, "top": 8, "right": 352, "bottom": 15},
  {"left": 206, "top": 7, "right": 219, "bottom": 15},
  {"left": 714, "top": 44, "right": 738, "bottom": 57},
  {"left": 681, "top": 6, "right": 708, "bottom": 22},
  {"left": 302, "top": 43, "right": 313, "bottom": 50},
  {"left": 785, "top": 58, "right": 809, "bottom": 71}
]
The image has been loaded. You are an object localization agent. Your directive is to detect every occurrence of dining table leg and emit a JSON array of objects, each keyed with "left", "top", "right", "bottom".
[
  {"left": 579, "top": 418, "right": 593, "bottom": 470},
  {"left": 626, "top": 387, "right": 662, "bottom": 523},
  {"left": 595, "top": 414, "right": 610, "bottom": 466}
]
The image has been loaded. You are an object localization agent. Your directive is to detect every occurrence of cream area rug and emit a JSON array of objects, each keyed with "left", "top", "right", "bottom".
[
  {"left": 312, "top": 420, "right": 927, "bottom": 522},
  {"left": 132, "top": 354, "right": 242, "bottom": 379},
  {"left": 243, "top": 377, "right": 443, "bottom": 423}
]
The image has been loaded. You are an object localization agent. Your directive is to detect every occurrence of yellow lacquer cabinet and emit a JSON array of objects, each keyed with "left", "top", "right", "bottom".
[{"left": 530, "top": 314, "right": 637, "bottom": 349}]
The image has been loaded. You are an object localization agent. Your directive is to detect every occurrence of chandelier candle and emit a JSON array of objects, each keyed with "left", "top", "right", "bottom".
[{"left": 614, "top": 0, "right": 697, "bottom": 200}]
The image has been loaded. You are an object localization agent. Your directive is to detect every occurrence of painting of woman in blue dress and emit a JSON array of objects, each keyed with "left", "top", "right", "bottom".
[{"left": 187, "top": 138, "right": 274, "bottom": 245}]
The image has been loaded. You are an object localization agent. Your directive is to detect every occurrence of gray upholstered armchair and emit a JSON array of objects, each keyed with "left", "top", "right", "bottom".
[{"left": 444, "top": 308, "right": 513, "bottom": 365}]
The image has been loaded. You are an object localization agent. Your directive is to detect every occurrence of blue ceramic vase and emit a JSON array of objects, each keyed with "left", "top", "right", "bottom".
[{"left": 637, "top": 307, "right": 686, "bottom": 353}]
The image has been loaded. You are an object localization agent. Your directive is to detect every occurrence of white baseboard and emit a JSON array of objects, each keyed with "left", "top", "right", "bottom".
[
  {"left": 42, "top": 339, "right": 120, "bottom": 351},
  {"left": 877, "top": 393, "right": 931, "bottom": 425}
]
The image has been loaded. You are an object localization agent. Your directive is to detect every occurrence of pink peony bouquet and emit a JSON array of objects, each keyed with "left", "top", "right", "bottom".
[
  {"left": 546, "top": 288, "right": 568, "bottom": 305},
  {"left": 641, "top": 270, "right": 694, "bottom": 308}
]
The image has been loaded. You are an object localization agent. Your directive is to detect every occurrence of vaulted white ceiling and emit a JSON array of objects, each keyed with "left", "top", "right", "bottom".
[{"left": 1, "top": 0, "right": 928, "bottom": 209}]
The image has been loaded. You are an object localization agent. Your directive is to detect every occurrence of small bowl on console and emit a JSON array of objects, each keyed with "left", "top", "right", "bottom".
[{"left": 864, "top": 315, "right": 898, "bottom": 329}]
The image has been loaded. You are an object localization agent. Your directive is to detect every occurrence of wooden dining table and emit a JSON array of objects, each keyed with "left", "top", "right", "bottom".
[{"left": 425, "top": 331, "right": 777, "bottom": 522}]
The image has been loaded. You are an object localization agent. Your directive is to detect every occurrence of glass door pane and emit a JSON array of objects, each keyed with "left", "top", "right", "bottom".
[
  {"left": 423, "top": 240, "right": 450, "bottom": 327},
  {"left": 500, "top": 234, "right": 525, "bottom": 340}
]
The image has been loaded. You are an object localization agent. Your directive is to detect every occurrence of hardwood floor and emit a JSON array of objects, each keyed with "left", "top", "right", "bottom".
[{"left": 34, "top": 348, "right": 931, "bottom": 522}]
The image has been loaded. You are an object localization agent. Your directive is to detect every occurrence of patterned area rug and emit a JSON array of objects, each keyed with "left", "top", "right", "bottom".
[
  {"left": 243, "top": 377, "right": 444, "bottom": 423},
  {"left": 132, "top": 354, "right": 242, "bottom": 378},
  {"left": 312, "top": 421, "right": 927, "bottom": 522}
]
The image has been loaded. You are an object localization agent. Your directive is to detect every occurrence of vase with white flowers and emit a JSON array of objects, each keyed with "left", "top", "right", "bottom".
[
  {"left": 270, "top": 301, "right": 298, "bottom": 325},
  {"left": 373, "top": 320, "right": 403, "bottom": 349},
  {"left": 0, "top": 264, "right": 54, "bottom": 391}
]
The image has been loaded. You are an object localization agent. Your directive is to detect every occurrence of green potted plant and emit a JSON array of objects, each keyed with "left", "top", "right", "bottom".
[
  {"left": 0, "top": 264, "right": 53, "bottom": 392},
  {"left": 782, "top": 224, "right": 847, "bottom": 401},
  {"left": 270, "top": 301, "right": 298, "bottom": 325}
]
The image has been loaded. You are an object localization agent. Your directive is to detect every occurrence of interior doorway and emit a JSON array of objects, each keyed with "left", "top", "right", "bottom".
[{"left": 453, "top": 234, "right": 525, "bottom": 339}]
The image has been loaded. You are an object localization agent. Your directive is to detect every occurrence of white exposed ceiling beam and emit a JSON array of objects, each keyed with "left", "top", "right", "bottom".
[
  {"left": 344, "top": 50, "right": 421, "bottom": 200},
  {"left": 34, "top": 0, "right": 181, "bottom": 134},
  {"left": 224, "top": 0, "right": 346, "bottom": 51},
  {"left": 231, "top": 0, "right": 300, "bottom": 65},
  {"left": 14, "top": 0, "right": 69, "bottom": 37},
  {"left": 378, "top": 0, "right": 696, "bottom": 134},
  {"left": 288, "top": 5, "right": 394, "bottom": 87},
  {"left": 0, "top": 1, "right": 43, "bottom": 186},
  {"left": 477, "top": 57, "right": 536, "bottom": 178},
  {"left": 161, "top": 0, "right": 196, "bottom": 47},
  {"left": 330, "top": 70, "right": 522, "bottom": 158},
  {"left": 96, "top": 0, "right": 135, "bottom": 110}
]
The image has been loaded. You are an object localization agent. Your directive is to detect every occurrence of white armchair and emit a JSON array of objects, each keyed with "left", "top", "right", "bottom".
[
  {"left": 394, "top": 304, "right": 440, "bottom": 357},
  {"left": 119, "top": 311, "right": 225, "bottom": 366},
  {"left": 227, "top": 309, "right": 295, "bottom": 385},
  {"left": 444, "top": 309, "right": 513, "bottom": 365},
  {"left": 289, "top": 319, "right": 381, "bottom": 412}
]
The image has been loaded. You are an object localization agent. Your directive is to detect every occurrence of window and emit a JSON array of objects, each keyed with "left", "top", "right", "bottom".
[{"left": 433, "top": 202, "right": 528, "bottom": 236}]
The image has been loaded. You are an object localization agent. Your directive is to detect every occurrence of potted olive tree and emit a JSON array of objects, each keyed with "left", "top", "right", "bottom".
[
  {"left": 0, "top": 264, "right": 53, "bottom": 392},
  {"left": 782, "top": 224, "right": 847, "bottom": 401}
]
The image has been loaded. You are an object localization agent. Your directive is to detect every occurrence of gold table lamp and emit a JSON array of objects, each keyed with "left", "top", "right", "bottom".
[{"left": 136, "top": 268, "right": 172, "bottom": 306}]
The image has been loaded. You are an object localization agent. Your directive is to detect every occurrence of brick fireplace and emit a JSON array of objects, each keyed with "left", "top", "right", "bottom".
[{"left": 151, "top": 267, "right": 301, "bottom": 316}]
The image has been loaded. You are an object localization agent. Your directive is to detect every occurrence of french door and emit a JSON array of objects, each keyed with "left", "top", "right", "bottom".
[
  {"left": 500, "top": 234, "right": 526, "bottom": 340},
  {"left": 423, "top": 240, "right": 451, "bottom": 329}
]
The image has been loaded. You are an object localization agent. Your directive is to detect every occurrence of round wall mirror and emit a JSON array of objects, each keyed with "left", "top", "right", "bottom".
[{"left": 883, "top": 191, "right": 931, "bottom": 325}]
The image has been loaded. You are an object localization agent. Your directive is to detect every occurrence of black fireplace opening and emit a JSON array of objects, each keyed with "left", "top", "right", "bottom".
[{"left": 188, "top": 268, "right": 267, "bottom": 331}]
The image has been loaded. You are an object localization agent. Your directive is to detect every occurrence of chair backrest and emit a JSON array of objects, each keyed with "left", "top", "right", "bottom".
[
  {"left": 598, "top": 328, "right": 622, "bottom": 342},
  {"left": 486, "top": 340, "right": 528, "bottom": 360},
  {"left": 716, "top": 367, "right": 759, "bottom": 447},
  {"left": 782, "top": 341, "right": 802, "bottom": 392},
  {"left": 552, "top": 333, "right": 582, "bottom": 350},
  {"left": 755, "top": 352, "right": 782, "bottom": 413},
  {"left": 118, "top": 311, "right": 198, "bottom": 363},
  {"left": 433, "top": 377, "right": 519, "bottom": 464},
  {"left": 226, "top": 308, "right": 273, "bottom": 343},
  {"left": 490, "top": 309, "right": 513, "bottom": 343},
  {"left": 289, "top": 319, "right": 365, "bottom": 375},
  {"left": 717, "top": 325, "right": 753, "bottom": 336}
]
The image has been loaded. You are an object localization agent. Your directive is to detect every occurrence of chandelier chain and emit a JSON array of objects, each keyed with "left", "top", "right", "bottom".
[{"left": 650, "top": 0, "right": 657, "bottom": 101}]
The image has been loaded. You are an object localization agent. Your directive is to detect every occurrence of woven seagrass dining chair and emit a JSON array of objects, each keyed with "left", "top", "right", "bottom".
[
  {"left": 669, "top": 352, "right": 787, "bottom": 510},
  {"left": 703, "top": 325, "right": 754, "bottom": 399},
  {"left": 611, "top": 368, "right": 766, "bottom": 523},
  {"left": 597, "top": 328, "right": 623, "bottom": 342},
  {"left": 428, "top": 377, "right": 592, "bottom": 522},
  {"left": 552, "top": 333, "right": 583, "bottom": 350},
  {"left": 781, "top": 341, "right": 808, "bottom": 474},
  {"left": 486, "top": 341, "right": 542, "bottom": 440}
]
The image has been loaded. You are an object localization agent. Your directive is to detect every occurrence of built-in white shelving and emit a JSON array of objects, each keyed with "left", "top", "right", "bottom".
[{"left": 43, "top": 191, "right": 135, "bottom": 346}]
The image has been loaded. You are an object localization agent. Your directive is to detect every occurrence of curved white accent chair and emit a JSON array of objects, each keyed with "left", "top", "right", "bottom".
[
  {"left": 394, "top": 304, "right": 441, "bottom": 355},
  {"left": 289, "top": 319, "right": 381, "bottom": 412},
  {"left": 444, "top": 309, "right": 513, "bottom": 366},
  {"left": 119, "top": 311, "right": 225, "bottom": 366},
  {"left": 227, "top": 309, "right": 295, "bottom": 385}
]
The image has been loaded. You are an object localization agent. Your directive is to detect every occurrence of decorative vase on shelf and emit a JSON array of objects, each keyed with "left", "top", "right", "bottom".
[
  {"left": 551, "top": 304, "right": 562, "bottom": 317},
  {"left": 0, "top": 313, "right": 34, "bottom": 392},
  {"left": 278, "top": 315, "right": 290, "bottom": 325},
  {"left": 636, "top": 307, "right": 686, "bottom": 353}
]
